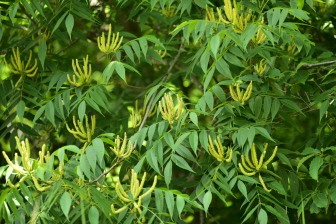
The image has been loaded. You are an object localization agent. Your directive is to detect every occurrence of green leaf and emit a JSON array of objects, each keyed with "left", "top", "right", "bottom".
[
  {"left": 190, "top": 112, "right": 198, "bottom": 127},
  {"left": 238, "top": 180, "right": 248, "bottom": 199},
  {"left": 242, "top": 204, "right": 258, "bottom": 223},
  {"left": 115, "top": 62, "right": 126, "bottom": 82},
  {"left": 89, "top": 206, "right": 99, "bottom": 224},
  {"left": 312, "top": 192, "right": 328, "bottom": 208},
  {"left": 309, "top": 156, "right": 324, "bottom": 181},
  {"left": 130, "top": 40, "right": 141, "bottom": 61},
  {"left": 80, "top": 154, "right": 91, "bottom": 179},
  {"left": 60, "top": 145, "right": 83, "bottom": 154},
  {"left": 297, "top": 154, "right": 316, "bottom": 172},
  {"left": 60, "top": 191, "right": 72, "bottom": 219},
  {"left": 165, "top": 191, "right": 175, "bottom": 218},
  {"left": 86, "top": 146, "right": 97, "bottom": 171},
  {"left": 38, "top": 39, "right": 47, "bottom": 69},
  {"left": 210, "top": 34, "right": 220, "bottom": 57},
  {"left": 263, "top": 96, "right": 272, "bottom": 120},
  {"left": 237, "top": 175, "right": 260, "bottom": 184},
  {"left": 123, "top": 45, "right": 135, "bottom": 64},
  {"left": 17, "top": 100, "right": 25, "bottom": 122},
  {"left": 271, "top": 98, "right": 280, "bottom": 121},
  {"left": 277, "top": 153, "right": 293, "bottom": 169},
  {"left": 139, "top": 37, "right": 148, "bottom": 59},
  {"left": 203, "top": 191, "right": 212, "bottom": 213},
  {"left": 329, "top": 181, "right": 336, "bottom": 204},
  {"left": 212, "top": 85, "right": 226, "bottom": 102},
  {"left": 255, "top": 127, "right": 274, "bottom": 142},
  {"left": 254, "top": 96, "right": 262, "bottom": 117},
  {"left": 288, "top": 9, "right": 310, "bottom": 20},
  {"left": 155, "top": 189, "right": 164, "bottom": 213},
  {"left": 172, "top": 154, "right": 194, "bottom": 173},
  {"left": 146, "top": 150, "right": 161, "bottom": 174},
  {"left": 319, "top": 100, "right": 329, "bottom": 122},
  {"left": 78, "top": 101, "right": 86, "bottom": 122},
  {"left": 46, "top": 101, "right": 55, "bottom": 126},
  {"left": 279, "top": 111, "right": 302, "bottom": 132},
  {"left": 258, "top": 208, "right": 268, "bottom": 224},
  {"left": 176, "top": 195, "right": 185, "bottom": 217},
  {"left": 204, "top": 91, "right": 214, "bottom": 111},
  {"left": 216, "top": 59, "right": 232, "bottom": 79},
  {"left": 280, "top": 99, "right": 304, "bottom": 115},
  {"left": 65, "top": 14, "right": 74, "bottom": 39},
  {"left": 33, "top": 105, "right": 45, "bottom": 124},
  {"left": 189, "top": 131, "right": 199, "bottom": 154},
  {"left": 164, "top": 160, "right": 172, "bottom": 187},
  {"left": 52, "top": 12, "right": 68, "bottom": 34}
]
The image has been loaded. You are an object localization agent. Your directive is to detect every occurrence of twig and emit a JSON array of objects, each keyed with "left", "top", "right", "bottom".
[
  {"left": 56, "top": 38, "right": 80, "bottom": 54},
  {"left": 299, "top": 60, "right": 336, "bottom": 69},
  {"left": 91, "top": 38, "right": 185, "bottom": 183}
]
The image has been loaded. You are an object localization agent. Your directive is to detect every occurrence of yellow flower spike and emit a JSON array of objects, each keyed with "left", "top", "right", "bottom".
[
  {"left": 262, "top": 146, "right": 278, "bottom": 167},
  {"left": 154, "top": 44, "right": 167, "bottom": 58},
  {"left": 32, "top": 176, "right": 52, "bottom": 192},
  {"left": 257, "top": 143, "right": 268, "bottom": 170},
  {"left": 238, "top": 163, "right": 256, "bottom": 176},
  {"left": 159, "top": 93, "right": 184, "bottom": 124},
  {"left": 224, "top": 0, "right": 233, "bottom": 22},
  {"left": 67, "top": 55, "right": 91, "bottom": 86},
  {"left": 229, "top": 82, "right": 252, "bottom": 105},
  {"left": 217, "top": 8, "right": 229, "bottom": 24},
  {"left": 259, "top": 174, "right": 272, "bottom": 192},
  {"left": 97, "top": 24, "right": 123, "bottom": 54},
  {"left": 239, "top": 143, "right": 277, "bottom": 192},
  {"left": 255, "top": 59, "right": 266, "bottom": 75},
  {"left": 110, "top": 132, "right": 133, "bottom": 159},
  {"left": 130, "top": 109, "right": 142, "bottom": 128},
  {"left": 208, "top": 136, "right": 232, "bottom": 162},
  {"left": 251, "top": 143, "right": 259, "bottom": 167},
  {"left": 38, "top": 144, "right": 47, "bottom": 164},
  {"left": 241, "top": 155, "right": 254, "bottom": 171},
  {"left": 242, "top": 81, "right": 253, "bottom": 103},
  {"left": 4, "top": 48, "right": 38, "bottom": 79},
  {"left": 225, "top": 147, "right": 233, "bottom": 162},
  {"left": 66, "top": 115, "right": 96, "bottom": 144},
  {"left": 2, "top": 151, "right": 27, "bottom": 174},
  {"left": 112, "top": 169, "right": 157, "bottom": 219},
  {"left": 115, "top": 183, "right": 132, "bottom": 202},
  {"left": 229, "top": 85, "right": 239, "bottom": 101},
  {"left": 111, "top": 204, "right": 128, "bottom": 214},
  {"left": 206, "top": 6, "right": 216, "bottom": 22}
]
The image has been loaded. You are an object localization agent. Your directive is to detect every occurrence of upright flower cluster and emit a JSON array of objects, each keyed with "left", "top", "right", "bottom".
[
  {"left": 2, "top": 137, "right": 53, "bottom": 191},
  {"left": 208, "top": 135, "right": 233, "bottom": 162},
  {"left": 4, "top": 48, "right": 38, "bottom": 86},
  {"left": 112, "top": 170, "right": 157, "bottom": 222},
  {"left": 67, "top": 55, "right": 92, "bottom": 86},
  {"left": 97, "top": 24, "right": 123, "bottom": 54},
  {"left": 238, "top": 143, "right": 278, "bottom": 192},
  {"left": 229, "top": 81, "right": 253, "bottom": 105},
  {"left": 66, "top": 114, "right": 96, "bottom": 151},
  {"left": 110, "top": 132, "right": 133, "bottom": 159},
  {"left": 159, "top": 93, "right": 183, "bottom": 124}
]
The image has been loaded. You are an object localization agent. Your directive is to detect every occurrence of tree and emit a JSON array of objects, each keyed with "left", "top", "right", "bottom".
[{"left": 1, "top": 0, "right": 336, "bottom": 223}]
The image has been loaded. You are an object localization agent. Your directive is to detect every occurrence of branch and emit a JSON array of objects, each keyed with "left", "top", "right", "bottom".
[
  {"left": 299, "top": 60, "right": 336, "bottom": 69},
  {"left": 56, "top": 38, "right": 80, "bottom": 54},
  {"left": 90, "top": 38, "right": 185, "bottom": 183}
]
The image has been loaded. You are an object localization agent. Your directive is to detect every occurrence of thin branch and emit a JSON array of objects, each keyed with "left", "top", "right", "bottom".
[
  {"left": 299, "top": 60, "right": 336, "bottom": 69},
  {"left": 90, "top": 38, "right": 185, "bottom": 183},
  {"left": 56, "top": 38, "right": 80, "bottom": 54}
]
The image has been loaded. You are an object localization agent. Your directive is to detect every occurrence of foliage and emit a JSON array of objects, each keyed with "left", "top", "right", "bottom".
[{"left": 1, "top": 0, "right": 336, "bottom": 223}]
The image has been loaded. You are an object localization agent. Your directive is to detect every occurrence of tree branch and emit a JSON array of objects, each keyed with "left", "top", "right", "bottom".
[
  {"left": 90, "top": 38, "right": 185, "bottom": 183},
  {"left": 299, "top": 60, "right": 336, "bottom": 69}
]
